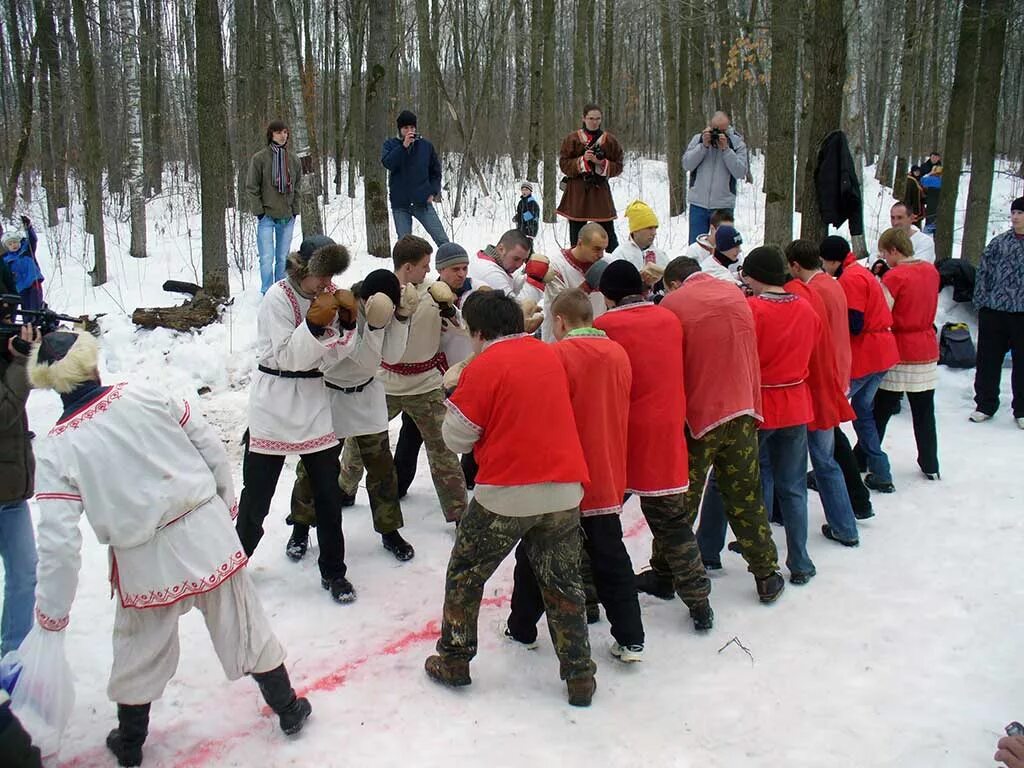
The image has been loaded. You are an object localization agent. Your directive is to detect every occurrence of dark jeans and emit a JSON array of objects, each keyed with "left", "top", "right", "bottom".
[
  {"left": 759, "top": 426, "right": 814, "bottom": 576},
  {"left": 395, "top": 411, "right": 478, "bottom": 494},
  {"left": 973, "top": 308, "right": 1024, "bottom": 418},
  {"left": 509, "top": 514, "right": 643, "bottom": 647},
  {"left": 875, "top": 389, "right": 939, "bottom": 475},
  {"left": 236, "top": 431, "right": 348, "bottom": 580},
  {"left": 833, "top": 427, "right": 872, "bottom": 516},
  {"left": 568, "top": 219, "right": 619, "bottom": 253}
]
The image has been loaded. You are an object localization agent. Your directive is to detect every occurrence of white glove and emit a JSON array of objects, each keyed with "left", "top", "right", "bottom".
[
  {"left": 427, "top": 281, "right": 455, "bottom": 305},
  {"left": 364, "top": 293, "right": 396, "bottom": 329},
  {"left": 396, "top": 283, "right": 420, "bottom": 320},
  {"left": 640, "top": 263, "right": 665, "bottom": 287},
  {"left": 521, "top": 299, "right": 544, "bottom": 334}
]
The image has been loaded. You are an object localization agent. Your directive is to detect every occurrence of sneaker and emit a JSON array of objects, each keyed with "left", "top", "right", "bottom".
[
  {"left": 499, "top": 621, "right": 538, "bottom": 650},
  {"left": 922, "top": 471, "right": 941, "bottom": 481},
  {"left": 285, "top": 529, "right": 308, "bottom": 562},
  {"left": 566, "top": 675, "right": 596, "bottom": 707},
  {"left": 689, "top": 600, "right": 714, "bottom": 631},
  {"left": 340, "top": 491, "right": 356, "bottom": 507},
  {"left": 610, "top": 641, "right": 644, "bottom": 663},
  {"left": 635, "top": 569, "right": 675, "bottom": 600},
  {"left": 381, "top": 531, "right": 415, "bottom": 561},
  {"left": 424, "top": 655, "right": 471, "bottom": 687},
  {"left": 821, "top": 524, "right": 859, "bottom": 547},
  {"left": 864, "top": 474, "right": 895, "bottom": 493},
  {"left": 321, "top": 576, "right": 357, "bottom": 603},
  {"left": 790, "top": 569, "right": 816, "bottom": 585},
  {"left": 586, "top": 604, "right": 601, "bottom": 624},
  {"left": 756, "top": 572, "right": 785, "bottom": 604},
  {"left": 969, "top": 410, "right": 992, "bottom": 423}
]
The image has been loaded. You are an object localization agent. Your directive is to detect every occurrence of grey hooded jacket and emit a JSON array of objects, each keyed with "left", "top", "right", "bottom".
[{"left": 681, "top": 128, "right": 749, "bottom": 210}]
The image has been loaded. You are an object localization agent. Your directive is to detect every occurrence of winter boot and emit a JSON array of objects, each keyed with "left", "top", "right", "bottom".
[
  {"left": 106, "top": 703, "right": 150, "bottom": 767},
  {"left": 285, "top": 524, "right": 309, "bottom": 562},
  {"left": 340, "top": 491, "right": 356, "bottom": 508},
  {"left": 381, "top": 531, "right": 415, "bottom": 562},
  {"left": 755, "top": 572, "right": 785, "bottom": 604},
  {"left": 689, "top": 600, "right": 714, "bottom": 631},
  {"left": 634, "top": 569, "right": 675, "bottom": 600},
  {"left": 566, "top": 674, "right": 596, "bottom": 707},
  {"left": 252, "top": 665, "right": 312, "bottom": 736},
  {"left": 321, "top": 576, "right": 357, "bottom": 603},
  {"left": 586, "top": 603, "right": 601, "bottom": 624},
  {"left": 821, "top": 524, "right": 859, "bottom": 547},
  {"left": 424, "top": 655, "right": 471, "bottom": 687},
  {"left": 853, "top": 502, "right": 875, "bottom": 520},
  {"left": 789, "top": 568, "right": 816, "bottom": 586},
  {"left": 864, "top": 474, "right": 895, "bottom": 494}
]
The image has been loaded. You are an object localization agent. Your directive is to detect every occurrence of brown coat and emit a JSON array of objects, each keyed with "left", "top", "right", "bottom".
[
  {"left": 0, "top": 354, "right": 34, "bottom": 502},
  {"left": 556, "top": 130, "right": 623, "bottom": 222}
]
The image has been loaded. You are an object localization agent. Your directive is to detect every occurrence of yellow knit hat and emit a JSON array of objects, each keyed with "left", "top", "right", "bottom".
[{"left": 624, "top": 200, "right": 658, "bottom": 233}]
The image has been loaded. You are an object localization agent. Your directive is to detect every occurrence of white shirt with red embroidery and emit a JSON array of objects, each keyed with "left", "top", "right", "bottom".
[
  {"left": 469, "top": 252, "right": 526, "bottom": 297},
  {"left": 33, "top": 383, "right": 244, "bottom": 629},
  {"left": 248, "top": 278, "right": 356, "bottom": 455},
  {"left": 520, "top": 250, "right": 610, "bottom": 341},
  {"left": 612, "top": 237, "right": 668, "bottom": 272}
]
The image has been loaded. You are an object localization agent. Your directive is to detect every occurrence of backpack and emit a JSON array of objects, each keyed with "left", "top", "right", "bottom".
[{"left": 938, "top": 322, "right": 976, "bottom": 369}]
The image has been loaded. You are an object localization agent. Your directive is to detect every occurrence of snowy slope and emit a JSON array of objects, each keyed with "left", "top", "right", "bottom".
[{"left": 8, "top": 155, "right": 1023, "bottom": 767}]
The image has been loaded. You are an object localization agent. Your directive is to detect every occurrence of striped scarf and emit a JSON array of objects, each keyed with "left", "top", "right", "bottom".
[{"left": 269, "top": 142, "right": 290, "bottom": 194}]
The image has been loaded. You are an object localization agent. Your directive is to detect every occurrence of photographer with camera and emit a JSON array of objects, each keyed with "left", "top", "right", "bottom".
[
  {"left": 682, "top": 110, "right": 749, "bottom": 246},
  {"left": 381, "top": 110, "right": 449, "bottom": 248}
]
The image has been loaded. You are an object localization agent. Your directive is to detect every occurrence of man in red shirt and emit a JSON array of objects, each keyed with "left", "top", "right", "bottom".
[
  {"left": 593, "top": 261, "right": 714, "bottom": 630},
  {"left": 820, "top": 236, "right": 900, "bottom": 494},
  {"left": 426, "top": 291, "right": 596, "bottom": 706},
  {"left": 740, "top": 246, "right": 821, "bottom": 584}
]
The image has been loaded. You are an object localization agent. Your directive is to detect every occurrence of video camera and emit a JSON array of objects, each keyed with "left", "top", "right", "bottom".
[{"left": 0, "top": 294, "right": 82, "bottom": 338}]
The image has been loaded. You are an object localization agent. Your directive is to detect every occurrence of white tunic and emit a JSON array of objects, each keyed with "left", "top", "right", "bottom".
[
  {"left": 248, "top": 278, "right": 356, "bottom": 455},
  {"left": 910, "top": 227, "right": 936, "bottom": 264},
  {"left": 378, "top": 281, "right": 447, "bottom": 397},
  {"left": 469, "top": 252, "right": 526, "bottom": 296},
  {"left": 613, "top": 236, "right": 669, "bottom": 270},
  {"left": 33, "top": 383, "right": 245, "bottom": 628},
  {"left": 699, "top": 252, "right": 743, "bottom": 285},
  {"left": 683, "top": 236, "right": 715, "bottom": 262},
  {"left": 521, "top": 250, "right": 610, "bottom": 341}
]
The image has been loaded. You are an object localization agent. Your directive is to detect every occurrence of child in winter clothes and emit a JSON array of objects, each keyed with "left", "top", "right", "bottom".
[
  {"left": 1, "top": 217, "right": 44, "bottom": 311},
  {"left": 513, "top": 182, "right": 541, "bottom": 239}
]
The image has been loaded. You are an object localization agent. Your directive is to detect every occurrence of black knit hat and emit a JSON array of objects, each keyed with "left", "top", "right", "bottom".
[
  {"left": 741, "top": 246, "right": 788, "bottom": 287},
  {"left": 397, "top": 110, "right": 417, "bottom": 129},
  {"left": 599, "top": 260, "right": 644, "bottom": 303},
  {"left": 358, "top": 269, "right": 402, "bottom": 306},
  {"left": 1012, "top": 197, "right": 1024, "bottom": 213},
  {"left": 820, "top": 235, "right": 851, "bottom": 263}
]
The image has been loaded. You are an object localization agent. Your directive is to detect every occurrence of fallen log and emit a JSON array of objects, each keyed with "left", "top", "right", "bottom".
[{"left": 132, "top": 282, "right": 231, "bottom": 331}]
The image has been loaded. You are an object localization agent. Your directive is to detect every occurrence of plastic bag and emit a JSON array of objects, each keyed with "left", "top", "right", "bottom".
[{"left": 8, "top": 624, "right": 76, "bottom": 757}]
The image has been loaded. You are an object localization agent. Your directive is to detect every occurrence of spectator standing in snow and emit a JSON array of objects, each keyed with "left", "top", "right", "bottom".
[
  {"left": 469, "top": 229, "right": 532, "bottom": 297},
  {"left": 381, "top": 110, "right": 449, "bottom": 247},
  {"left": 682, "top": 110, "right": 749, "bottom": 245},
  {"left": 1, "top": 217, "right": 44, "bottom": 311},
  {"left": 683, "top": 209, "right": 733, "bottom": 263},
  {"left": 920, "top": 151, "right": 941, "bottom": 177},
  {"left": 246, "top": 121, "right": 302, "bottom": 294},
  {"left": 513, "top": 181, "right": 541, "bottom": 239},
  {"left": 903, "top": 166, "right": 926, "bottom": 225},
  {"left": 970, "top": 197, "right": 1024, "bottom": 430},
  {"left": 890, "top": 202, "right": 935, "bottom": 264},
  {"left": 921, "top": 166, "right": 942, "bottom": 234},
  {"left": 556, "top": 103, "right": 624, "bottom": 253}
]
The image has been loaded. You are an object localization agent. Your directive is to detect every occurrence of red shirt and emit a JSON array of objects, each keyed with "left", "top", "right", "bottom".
[
  {"left": 807, "top": 271, "right": 853, "bottom": 393},
  {"left": 594, "top": 302, "right": 689, "bottom": 495},
  {"left": 553, "top": 331, "right": 632, "bottom": 515},
  {"left": 881, "top": 260, "right": 941, "bottom": 363},
  {"left": 448, "top": 336, "right": 589, "bottom": 487},
  {"left": 785, "top": 280, "right": 856, "bottom": 431},
  {"left": 837, "top": 253, "right": 900, "bottom": 379},
  {"left": 747, "top": 293, "right": 821, "bottom": 430},
  {"left": 659, "top": 273, "right": 761, "bottom": 438}
]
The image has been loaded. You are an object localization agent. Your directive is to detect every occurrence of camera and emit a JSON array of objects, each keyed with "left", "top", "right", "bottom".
[
  {"left": 708, "top": 127, "right": 725, "bottom": 146},
  {"left": 1, "top": 294, "right": 81, "bottom": 338},
  {"left": 591, "top": 145, "right": 606, "bottom": 161}
]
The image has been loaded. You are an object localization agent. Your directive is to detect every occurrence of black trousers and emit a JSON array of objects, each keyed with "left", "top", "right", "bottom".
[
  {"left": 833, "top": 427, "right": 871, "bottom": 515},
  {"left": 973, "top": 308, "right": 1024, "bottom": 418},
  {"left": 235, "top": 431, "right": 347, "bottom": 580},
  {"left": 874, "top": 389, "right": 939, "bottom": 475},
  {"left": 568, "top": 219, "right": 619, "bottom": 253},
  {"left": 394, "top": 411, "right": 478, "bottom": 495},
  {"left": 508, "top": 514, "right": 643, "bottom": 647}
]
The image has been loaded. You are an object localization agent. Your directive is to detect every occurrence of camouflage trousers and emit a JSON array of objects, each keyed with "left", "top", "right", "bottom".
[
  {"left": 291, "top": 430, "right": 403, "bottom": 534},
  {"left": 437, "top": 499, "right": 595, "bottom": 682},
  {"left": 340, "top": 389, "right": 466, "bottom": 523},
  {"left": 651, "top": 415, "right": 779, "bottom": 579},
  {"left": 639, "top": 493, "right": 712, "bottom": 608}
]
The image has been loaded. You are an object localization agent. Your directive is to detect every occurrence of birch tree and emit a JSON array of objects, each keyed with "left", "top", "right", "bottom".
[{"left": 120, "top": 0, "right": 147, "bottom": 257}]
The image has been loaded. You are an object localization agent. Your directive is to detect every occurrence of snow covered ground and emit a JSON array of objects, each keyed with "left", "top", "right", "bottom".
[{"left": 8, "top": 154, "right": 1024, "bottom": 767}]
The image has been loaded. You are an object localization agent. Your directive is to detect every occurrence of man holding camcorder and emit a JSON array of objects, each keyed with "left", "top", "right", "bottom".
[
  {"left": 381, "top": 110, "right": 449, "bottom": 248},
  {"left": 682, "top": 110, "right": 749, "bottom": 246}
]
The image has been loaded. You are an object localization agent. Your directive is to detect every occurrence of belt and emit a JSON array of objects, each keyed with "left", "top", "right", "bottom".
[
  {"left": 762, "top": 379, "right": 806, "bottom": 389},
  {"left": 381, "top": 352, "right": 449, "bottom": 376},
  {"left": 326, "top": 377, "right": 375, "bottom": 394},
  {"left": 258, "top": 364, "right": 323, "bottom": 379}
]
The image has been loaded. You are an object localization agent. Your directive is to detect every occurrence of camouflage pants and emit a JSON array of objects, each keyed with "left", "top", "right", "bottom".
[
  {"left": 437, "top": 499, "right": 595, "bottom": 682},
  {"left": 651, "top": 415, "right": 779, "bottom": 579},
  {"left": 291, "top": 430, "right": 403, "bottom": 534},
  {"left": 639, "top": 493, "right": 711, "bottom": 608},
  {"left": 340, "top": 389, "right": 466, "bottom": 523}
]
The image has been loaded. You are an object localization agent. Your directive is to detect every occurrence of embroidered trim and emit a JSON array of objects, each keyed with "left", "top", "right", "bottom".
[
  {"left": 249, "top": 433, "right": 338, "bottom": 454},
  {"left": 763, "top": 379, "right": 805, "bottom": 388},
  {"left": 277, "top": 280, "right": 303, "bottom": 326},
  {"left": 324, "top": 328, "right": 356, "bottom": 349},
  {"left": 117, "top": 550, "right": 248, "bottom": 609},
  {"left": 444, "top": 400, "right": 483, "bottom": 434},
  {"left": 628, "top": 484, "right": 689, "bottom": 497},
  {"left": 382, "top": 352, "right": 447, "bottom": 375},
  {"left": 756, "top": 293, "right": 799, "bottom": 304},
  {"left": 36, "top": 608, "right": 69, "bottom": 631},
  {"left": 481, "top": 333, "right": 528, "bottom": 352},
  {"left": 690, "top": 409, "right": 761, "bottom": 440},
  {"left": 602, "top": 301, "right": 654, "bottom": 315},
  {"left": 50, "top": 383, "right": 127, "bottom": 436},
  {"left": 35, "top": 492, "right": 83, "bottom": 502},
  {"left": 229, "top": 502, "right": 239, "bottom": 520},
  {"left": 580, "top": 504, "right": 622, "bottom": 517},
  {"left": 179, "top": 400, "right": 191, "bottom": 427}
]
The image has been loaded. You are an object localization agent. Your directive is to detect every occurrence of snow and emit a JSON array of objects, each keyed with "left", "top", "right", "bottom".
[{"left": 6, "top": 153, "right": 1023, "bottom": 767}]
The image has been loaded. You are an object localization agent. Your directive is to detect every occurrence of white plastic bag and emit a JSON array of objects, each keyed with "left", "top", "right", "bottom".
[{"left": 8, "top": 624, "right": 76, "bottom": 757}]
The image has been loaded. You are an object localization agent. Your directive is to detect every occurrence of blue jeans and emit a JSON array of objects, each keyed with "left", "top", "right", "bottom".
[
  {"left": 257, "top": 215, "right": 296, "bottom": 294},
  {"left": 0, "top": 500, "right": 37, "bottom": 655},
  {"left": 688, "top": 204, "right": 713, "bottom": 245},
  {"left": 807, "top": 429, "right": 859, "bottom": 542},
  {"left": 392, "top": 203, "right": 450, "bottom": 247},
  {"left": 759, "top": 427, "right": 815, "bottom": 576},
  {"left": 849, "top": 371, "right": 892, "bottom": 482}
]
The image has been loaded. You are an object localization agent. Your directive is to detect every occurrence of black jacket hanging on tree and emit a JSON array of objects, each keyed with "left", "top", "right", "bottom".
[{"left": 814, "top": 130, "right": 864, "bottom": 237}]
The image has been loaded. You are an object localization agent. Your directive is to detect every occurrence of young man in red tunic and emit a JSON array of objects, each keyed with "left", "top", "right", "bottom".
[
  {"left": 426, "top": 291, "right": 596, "bottom": 706},
  {"left": 740, "top": 246, "right": 822, "bottom": 584},
  {"left": 505, "top": 289, "right": 644, "bottom": 661},
  {"left": 821, "top": 236, "right": 900, "bottom": 494},
  {"left": 593, "top": 261, "right": 714, "bottom": 630}
]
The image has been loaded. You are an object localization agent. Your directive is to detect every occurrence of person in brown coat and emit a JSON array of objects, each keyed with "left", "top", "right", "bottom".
[{"left": 556, "top": 104, "right": 623, "bottom": 253}]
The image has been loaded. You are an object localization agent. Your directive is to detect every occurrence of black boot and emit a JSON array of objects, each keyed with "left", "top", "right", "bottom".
[
  {"left": 689, "top": 600, "right": 714, "bottom": 631},
  {"left": 106, "top": 703, "right": 150, "bottom": 767},
  {"left": 286, "top": 524, "right": 309, "bottom": 562},
  {"left": 253, "top": 665, "right": 312, "bottom": 736},
  {"left": 381, "top": 531, "right": 415, "bottom": 562},
  {"left": 635, "top": 569, "right": 675, "bottom": 600}
]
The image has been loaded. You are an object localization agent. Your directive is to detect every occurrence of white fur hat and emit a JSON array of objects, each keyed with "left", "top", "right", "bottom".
[
  {"left": 28, "top": 330, "right": 100, "bottom": 394},
  {"left": 1, "top": 229, "right": 22, "bottom": 248}
]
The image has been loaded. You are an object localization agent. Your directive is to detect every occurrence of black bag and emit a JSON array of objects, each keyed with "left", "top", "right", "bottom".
[{"left": 938, "top": 322, "right": 976, "bottom": 369}]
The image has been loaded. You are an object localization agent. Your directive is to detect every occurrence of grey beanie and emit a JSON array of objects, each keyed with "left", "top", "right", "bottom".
[{"left": 435, "top": 242, "right": 469, "bottom": 269}]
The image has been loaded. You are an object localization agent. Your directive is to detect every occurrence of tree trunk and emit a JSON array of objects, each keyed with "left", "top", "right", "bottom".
[
  {"left": 120, "top": 0, "right": 147, "bottom": 258},
  {"left": 659, "top": 1, "right": 682, "bottom": 216},
  {"left": 764, "top": 0, "right": 798, "bottom": 246},
  {"left": 934, "top": 0, "right": 983, "bottom": 263},
  {"left": 540, "top": 0, "right": 556, "bottom": 224},
  {"left": 893, "top": 0, "right": 919, "bottom": 201},
  {"left": 527, "top": 0, "right": 543, "bottom": 178},
  {"left": 363, "top": 0, "right": 393, "bottom": 257},
  {"left": 599, "top": 0, "right": 613, "bottom": 117},
  {"left": 960, "top": 0, "right": 1008, "bottom": 266},
  {"left": 345, "top": 0, "right": 366, "bottom": 199}
]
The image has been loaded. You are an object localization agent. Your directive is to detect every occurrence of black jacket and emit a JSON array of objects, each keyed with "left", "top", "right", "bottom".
[{"left": 814, "top": 130, "right": 864, "bottom": 236}]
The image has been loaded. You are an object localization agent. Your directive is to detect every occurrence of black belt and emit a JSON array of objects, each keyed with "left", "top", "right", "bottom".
[
  {"left": 258, "top": 364, "right": 323, "bottom": 379},
  {"left": 326, "top": 377, "right": 374, "bottom": 394}
]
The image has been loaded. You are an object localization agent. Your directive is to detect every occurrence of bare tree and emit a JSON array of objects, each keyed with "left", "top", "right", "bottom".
[
  {"left": 764, "top": 0, "right": 798, "bottom": 246},
  {"left": 120, "top": 0, "right": 148, "bottom": 257},
  {"left": 363, "top": 0, "right": 394, "bottom": 257},
  {"left": 540, "top": 0, "right": 556, "bottom": 224},
  {"left": 659, "top": 1, "right": 682, "bottom": 216}
]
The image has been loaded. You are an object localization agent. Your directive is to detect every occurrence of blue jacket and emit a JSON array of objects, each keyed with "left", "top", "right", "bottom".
[
  {"left": 381, "top": 136, "right": 442, "bottom": 207},
  {"left": 2, "top": 225, "right": 43, "bottom": 295},
  {"left": 974, "top": 230, "right": 1024, "bottom": 313}
]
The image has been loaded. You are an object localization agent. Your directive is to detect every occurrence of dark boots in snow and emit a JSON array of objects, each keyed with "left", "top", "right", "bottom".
[
  {"left": 106, "top": 703, "right": 150, "bottom": 767},
  {"left": 253, "top": 665, "right": 312, "bottom": 736}
]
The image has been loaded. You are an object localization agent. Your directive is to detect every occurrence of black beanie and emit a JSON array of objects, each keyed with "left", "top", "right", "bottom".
[
  {"left": 741, "top": 246, "right": 788, "bottom": 287},
  {"left": 599, "top": 260, "right": 644, "bottom": 303},
  {"left": 1012, "top": 197, "right": 1024, "bottom": 214},
  {"left": 358, "top": 269, "right": 402, "bottom": 305},
  {"left": 397, "top": 110, "right": 417, "bottom": 130},
  {"left": 820, "top": 235, "right": 851, "bottom": 263}
]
